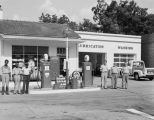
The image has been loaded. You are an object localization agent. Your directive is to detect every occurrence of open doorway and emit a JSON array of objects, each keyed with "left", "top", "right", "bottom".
[{"left": 79, "top": 52, "right": 106, "bottom": 76}]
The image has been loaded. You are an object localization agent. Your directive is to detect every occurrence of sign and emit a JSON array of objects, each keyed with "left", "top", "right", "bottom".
[
  {"left": 118, "top": 46, "right": 133, "bottom": 50},
  {"left": 72, "top": 71, "right": 80, "bottom": 79},
  {"left": 79, "top": 44, "right": 104, "bottom": 49},
  {"left": 86, "top": 66, "right": 90, "bottom": 70},
  {"left": 45, "top": 66, "right": 49, "bottom": 71},
  {"left": 45, "top": 73, "right": 49, "bottom": 78}
]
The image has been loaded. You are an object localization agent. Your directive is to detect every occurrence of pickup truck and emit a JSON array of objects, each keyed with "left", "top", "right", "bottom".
[{"left": 129, "top": 60, "right": 154, "bottom": 80}]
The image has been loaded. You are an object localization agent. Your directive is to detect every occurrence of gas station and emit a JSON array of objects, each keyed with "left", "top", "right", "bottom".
[
  {"left": 0, "top": 20, "right": 141, "bottom": 91},
  {"left": 0, "top": 20, "right": 94, "bottom": 90}
]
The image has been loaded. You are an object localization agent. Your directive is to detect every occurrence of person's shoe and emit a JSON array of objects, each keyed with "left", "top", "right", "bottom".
[
  {"left": 2, "top": 87, "right": 5, "bottom": 95},
  {"left": 6, "top": 87, "right": 9, "bottom": 95},
  {"left": 6, "top": 92, "right": 9, "bottom": 95}
]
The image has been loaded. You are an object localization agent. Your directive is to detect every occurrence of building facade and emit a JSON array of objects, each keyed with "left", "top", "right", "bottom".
[
  {"left": 0, "top": 20, "right": 81, "bottom": 77},
  {"left": 76, "top": 31, "right": 141, "bottom": 75},
  {"left": 0, "top": 20, "right": 141, "bottom": 78}
]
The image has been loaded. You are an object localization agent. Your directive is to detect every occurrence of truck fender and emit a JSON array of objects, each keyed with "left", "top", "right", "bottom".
[{"left": 133, "top": 70, "right": 143, "bottom": 77}]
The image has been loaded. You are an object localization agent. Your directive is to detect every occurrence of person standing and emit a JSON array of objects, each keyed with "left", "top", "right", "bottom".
[
  {"left": 22, "top": 63, "right": 32, "bottom": 94},
  {"left": 100, "top": 60, "right": 108, "bottom": 89},
  {"left": 121, "top": 62, "right": 130, "bottom": 89},
  {"left": 12, "top": 63, "right": 22, "bottom": 94},
  {"left": 1, "top": 59, "right": 11, "bottom": 95},
  {"left": 111, "top": 63, "right": 119, "bottom": 89}
]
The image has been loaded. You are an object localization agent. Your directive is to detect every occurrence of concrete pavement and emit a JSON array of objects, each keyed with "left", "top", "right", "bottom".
[{"left": 0, "top": 77, "right": 154, "bottom": 120}]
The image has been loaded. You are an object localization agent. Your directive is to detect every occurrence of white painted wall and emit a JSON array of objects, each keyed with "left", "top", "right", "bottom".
[
  {"left": 0, "top": 37, "right": 79, "bottom": 76},
  {"left": 68, "top": 44, "right": 78, "bottom": 75},
  {"left": 77, "top": 31, "right": 141, "bottom": 68},
  {"left": 0, "top": 31, "right": 141, "bottom": 75}
]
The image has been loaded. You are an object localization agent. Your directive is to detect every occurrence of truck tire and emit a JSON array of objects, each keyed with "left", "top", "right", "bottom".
[
  {"left": 134, "top": 73, "right": 140, "bottom": 80},
  {"left": 149, "top": 77, "right": 153, "bottom": 81}
]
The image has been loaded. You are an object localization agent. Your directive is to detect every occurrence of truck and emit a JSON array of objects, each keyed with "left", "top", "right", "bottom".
[{"left": 129, "top": 60, "right": 154, "bottom": 80}]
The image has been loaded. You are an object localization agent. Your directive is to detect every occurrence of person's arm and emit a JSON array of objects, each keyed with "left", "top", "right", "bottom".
[{"left": 8, "top": 67, "right": 11, "bottom": 80}]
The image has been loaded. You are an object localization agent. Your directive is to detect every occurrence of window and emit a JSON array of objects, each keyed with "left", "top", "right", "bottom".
[
  {"left": 57, "top": 48, "right": 66, "bottom": 55},
  {"left": 12, "top": 46, "right": 49, "bottom": 68},
  {"left": 114, "top": 54, "right": 135, "bottom": 67}
]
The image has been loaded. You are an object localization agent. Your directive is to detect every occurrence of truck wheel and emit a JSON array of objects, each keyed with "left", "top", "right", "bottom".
[
  {"left": 134, "top": 73, "right": 140, "bottom": 80},
  {"left": 149, "top": 77, "right": 153, "bottom": 81}
]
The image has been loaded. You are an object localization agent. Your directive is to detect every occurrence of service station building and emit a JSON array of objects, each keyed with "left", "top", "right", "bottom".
[{"left": 0, "top": 20, "right": 141, "bottom": 78}]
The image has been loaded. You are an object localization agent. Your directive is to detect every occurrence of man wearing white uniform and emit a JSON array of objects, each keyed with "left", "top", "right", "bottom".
[
  {"left": 121, "top": 62, "right": 130, "bottom": 89},
  {"left": 100, "top": 60, "right": 108, "bottom": 89}
]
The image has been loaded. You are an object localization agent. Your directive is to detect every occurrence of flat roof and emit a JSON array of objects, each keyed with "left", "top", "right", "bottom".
[{"left": 76, "top": 31, "right": 141, "bottom": 43}]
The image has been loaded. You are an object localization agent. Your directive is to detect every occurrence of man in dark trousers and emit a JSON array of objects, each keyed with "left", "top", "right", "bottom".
[{"left": 22, "top": 63, "right": 32, "bottom": 94}]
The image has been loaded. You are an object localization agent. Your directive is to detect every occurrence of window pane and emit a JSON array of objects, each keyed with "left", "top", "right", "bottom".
[
  {"left": 120, "top": 58, "right": 127, "bottom": 62},
  {"left": 120, "top": 54, "right": 127, "bottom": 57},
  {"left": 57, "top": 48, "right": 66, "bottom": 55},
  {"left": 38, "top": 46, "right": 48, "bottom": 54},
  {"left": 114, "top": 58, "right": 119, "bottom": 62},
  {"left": 114, "top": 54, "right": 119, "bottom": 57},
  {"left": 24, "top": 46, "right": 37, "bottom": 54},
  {"left": 12, "top": 46, "right": 23, "bottom": 54}
]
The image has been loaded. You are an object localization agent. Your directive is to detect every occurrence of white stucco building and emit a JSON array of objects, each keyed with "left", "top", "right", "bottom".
[
  {"left": 0, "top": 20, "right": 141, "bottom": 77},
  {"left": 76, "top": 31, "right": 141, "bottom": 74}
]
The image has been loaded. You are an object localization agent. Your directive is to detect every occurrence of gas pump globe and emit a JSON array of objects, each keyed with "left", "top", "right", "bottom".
[
  {"left": 84, "top": 55, "right": 90, "bottom": 62},
  {"left": 44, "top": 54, "right": 48, "bottom": 61}
]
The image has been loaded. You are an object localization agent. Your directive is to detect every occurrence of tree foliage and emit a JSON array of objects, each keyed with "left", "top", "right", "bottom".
[
  {"left": 39, "top": 0, "right": 154, "bottom": 35},
  {"left": 92, "top": 0, "right": 154, "bottom": 35},
  {"left": 39, "top": 13, "right": 97, "bottom": 31}
]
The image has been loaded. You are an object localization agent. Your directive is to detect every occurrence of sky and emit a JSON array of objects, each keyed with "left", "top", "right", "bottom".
[{"left": 0, "top": 0, "right": 154, "bottom": 23}]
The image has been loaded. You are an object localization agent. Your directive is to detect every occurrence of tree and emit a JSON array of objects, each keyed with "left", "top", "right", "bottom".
[
  {"left": 57, "top": 15, "right": 70, "bottom": 24},
  {"left": 39, "top": 13, "right": 52, "bottom": 23},
  {"left": 51, "top": 14, "right": 58, "bottom": 23},
  {"left": 92, "top": 0, "right": 150, "bottom": 35},
  {"left": 78, "top": 19, "right": 97, "bottom": 32},
  {"left": 68, "top": 21, "right": 79, "bottom": 30}
]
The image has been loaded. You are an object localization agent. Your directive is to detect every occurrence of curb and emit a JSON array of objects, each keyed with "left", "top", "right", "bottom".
[{"left": 29, "top": 87, "right": 101, "bottom": 95}]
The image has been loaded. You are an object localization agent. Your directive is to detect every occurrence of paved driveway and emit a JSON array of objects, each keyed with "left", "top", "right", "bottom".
[{"left": 0, "top": 77, "right": 154, "bottom": 120}]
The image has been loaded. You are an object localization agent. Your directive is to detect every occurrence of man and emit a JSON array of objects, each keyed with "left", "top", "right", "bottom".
[
  {"left": 1, "top": 59, "right": 11, "bottom": 95},
  {"left": 121, "top": 62, "right": 130, "bottom": 89},
  {"left": 111, "top": 63, "right": 119, "bottom": 89},
  {"left": 22, "top": 63, "right": 32, "bottom": 94},
  {"left": 12, "top": 63, "right": 22, "bottom": 94},
  {"left": 100, "top": 60, "right": 108, "bottom": 89}
]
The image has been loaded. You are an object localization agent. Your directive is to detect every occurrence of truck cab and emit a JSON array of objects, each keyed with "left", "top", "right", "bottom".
[{"left": 129, "top": 60, "right": 154, "bottom": 80}]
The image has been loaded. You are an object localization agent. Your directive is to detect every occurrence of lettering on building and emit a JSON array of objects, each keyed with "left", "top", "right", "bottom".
[
  {"left": 79, "top": 44, "right": 104, "bottom": 49},
  {"left": 118, "top": 46, "right": 133, "bottom": 50}
]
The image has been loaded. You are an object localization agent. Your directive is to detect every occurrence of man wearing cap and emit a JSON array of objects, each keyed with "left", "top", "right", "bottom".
[
  {"left": 1, "top": 59, "right": 11, "bottom": 95},
  {"left": 121, "top": 62, "right": 130, "bottom": 89},
  {"left": 100, "top": 60, "right": 108, "bottom": 89},
  {"left": 111, "top": 63, "right": 119, "bottom": 89}
]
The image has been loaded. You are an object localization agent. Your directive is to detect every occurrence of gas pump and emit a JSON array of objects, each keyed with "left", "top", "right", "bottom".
[
  {"left": 82, "top": 55, "right": 92, "bottom": 87},
  {"left": 40, "top": 61, "right": 51, "bottom": 88}
]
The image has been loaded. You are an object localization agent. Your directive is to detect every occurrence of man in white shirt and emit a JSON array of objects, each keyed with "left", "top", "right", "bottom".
[
  {"left": 22, "top": 63, "right": 32, "bottom": 94},
  {"left": 100, "top": 60, "right": 108, "bottom": 89},
  {"left": 111, "top": 63, "right": 119, "bottom": 89},
  {"left": 121, "top": 62, "right": 130, "bottom": 89},
  {"left": 12, "top": 63, "right": 22, "bottom": 94},
  {"left": 1, "top": 59, "right": 11, "bottom": 95}
]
